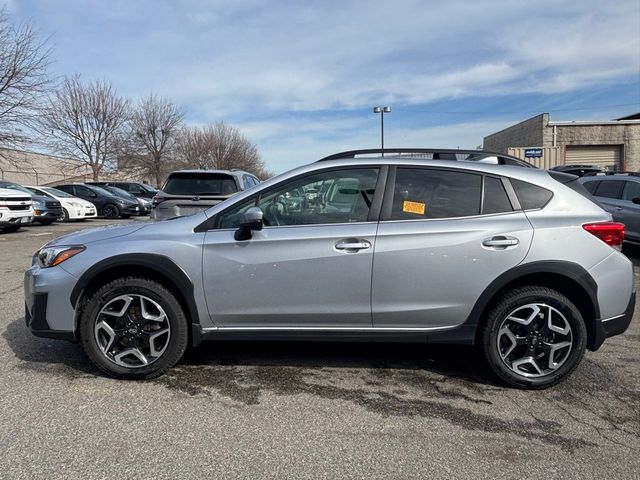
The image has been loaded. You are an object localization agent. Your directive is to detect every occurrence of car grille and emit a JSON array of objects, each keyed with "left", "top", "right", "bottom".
[
  {"left": 7, "top": 204, "right": 30, "bottom": 211},
  {"left": 2, "top": 196, "right": 31, "bottom": 211},
  {"left": 46, "top": 201, "right": 61, "bottom": 208}
]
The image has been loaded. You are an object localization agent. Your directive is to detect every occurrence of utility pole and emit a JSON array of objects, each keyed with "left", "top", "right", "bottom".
[{"left": 373, "top": 106, "right": 391, "bottom": 156}]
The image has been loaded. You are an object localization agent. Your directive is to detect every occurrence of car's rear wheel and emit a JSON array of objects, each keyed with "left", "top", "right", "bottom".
[
  {"left": 102, "top": 203, "right": 119, "bottom": 219},
  {"left": 79, "top": 277, "right": 188, "bottom": 379},
  {"left": 480, "top": 286, "right": 586, "bottom": 389}
]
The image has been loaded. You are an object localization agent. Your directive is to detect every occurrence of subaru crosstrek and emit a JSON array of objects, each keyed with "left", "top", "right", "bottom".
[{"left": 24, "top": 149, "right": 635, "bottom": 389}]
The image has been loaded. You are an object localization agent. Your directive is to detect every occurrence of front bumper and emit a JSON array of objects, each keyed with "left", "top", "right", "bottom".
[
  {"left": 24, "top": 265, "right": 78, "bottom": 341},
  {"left": 33, "top": 207, "right": 62, "bottom": 221}
]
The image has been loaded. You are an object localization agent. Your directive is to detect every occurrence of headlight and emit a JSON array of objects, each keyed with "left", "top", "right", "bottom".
[
  {"left": 37, "top": 245, "right": 85, "bottom": 268},
  {"left": 33, "top": 199, "right": 45, "bottom": 207},
  {"left": 69, "top": 201, "right": 83, "bottom": 208}
]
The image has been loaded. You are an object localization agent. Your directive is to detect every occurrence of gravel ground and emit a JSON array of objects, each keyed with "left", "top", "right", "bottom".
[{"left": 0, "top": 219, "right": 638, "bottom": 479}]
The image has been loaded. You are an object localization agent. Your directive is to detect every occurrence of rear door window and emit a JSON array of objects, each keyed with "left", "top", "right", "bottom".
[
  {"left": 594, "top": 180, "right": 624, "bottom": 199},
  {"left": 163, "top": 173, "right": 239, "bottom": 196},
  {"left": 622, "top": 181, "right": 640, "bottom": 202},
  {"left": 388, "top": 168, "right": 482, "bottom": 220},
  {"left": 482, "top": 177, "right": 513, "bottom": 214}
]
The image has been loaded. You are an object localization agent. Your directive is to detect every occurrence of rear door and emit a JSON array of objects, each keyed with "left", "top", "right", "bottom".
[
  {"left": 592, "top": 179, "right": 625, "bottom": 222},
  {"left": 372, "top": 167, "right": 533, "bottom": 329}
]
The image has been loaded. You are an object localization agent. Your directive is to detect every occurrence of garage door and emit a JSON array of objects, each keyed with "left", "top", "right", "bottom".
[{"left": 565, "top": 145, "right": 622, "bottom": 171}]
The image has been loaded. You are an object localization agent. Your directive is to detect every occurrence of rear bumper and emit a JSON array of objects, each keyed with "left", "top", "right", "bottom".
[{"left": 591, "top": 290, "right": 635, "bottom": 350}]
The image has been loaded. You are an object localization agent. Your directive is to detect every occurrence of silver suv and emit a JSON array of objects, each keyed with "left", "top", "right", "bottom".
[
  {"left": 24, "top": 149, "right": 634, "bottom": 389},
  {"left": 151, "top": 169, "right": 260, "bottom": 220}
]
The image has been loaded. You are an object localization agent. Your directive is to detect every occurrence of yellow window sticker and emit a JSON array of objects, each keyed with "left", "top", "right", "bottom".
[{"left": 402, "top": 200, "right": 425, "bottom": 215}]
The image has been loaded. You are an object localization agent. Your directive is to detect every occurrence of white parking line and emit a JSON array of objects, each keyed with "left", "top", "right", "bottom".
[{"left": 29, "top": 232, "right": 52, "bottom": 237}]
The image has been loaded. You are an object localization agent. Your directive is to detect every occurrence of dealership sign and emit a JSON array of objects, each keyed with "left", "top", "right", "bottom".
[{"left": 524, "top": 148, "right": 543, "bottom": 158}]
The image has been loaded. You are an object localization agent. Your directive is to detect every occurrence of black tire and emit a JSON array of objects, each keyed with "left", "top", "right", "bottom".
[
  {"left": 79, "top": 277, "right": 189, "bottom": 379},
  {"left": 102, "top": 203, "right": 120, "bottom": 219},
  {"left": 58, "top": 208, "right": 70, "bottom": 222},
  {"left": 480, "top": 286, "right": 587, "bottom": 389},
  {"left": 1, "top": 225, "right": 21, "bottom": 233}
]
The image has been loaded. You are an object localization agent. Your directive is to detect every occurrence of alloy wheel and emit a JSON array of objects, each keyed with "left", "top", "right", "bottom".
[
  {"left": 496, "top": 303, "right": 573, "bottom": 378},
  {"left": 102, "top": 204, "right": 118, "bottom": 218},
  {"left": 94, "top": 294, "right": 171, "bottom": 368}
]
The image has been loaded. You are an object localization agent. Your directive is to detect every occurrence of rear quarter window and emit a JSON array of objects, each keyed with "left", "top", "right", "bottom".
[
  {"left": 511, "top": 179, "right": 553, "bottom": 210},
  {"left": 482, "top": 176, "right": 513, "bottom": 214}
]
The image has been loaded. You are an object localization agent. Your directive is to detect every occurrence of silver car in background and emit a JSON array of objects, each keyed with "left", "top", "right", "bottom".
[
  {"left": 24, "top": 148, "right": 634, "bottom": 389},
  {"left": 151, "top": 169, "right": 260, "bottom": 220}
]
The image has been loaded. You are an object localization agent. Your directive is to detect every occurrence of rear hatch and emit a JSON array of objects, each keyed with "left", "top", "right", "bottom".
[{"left": 153, "top": 171, "right": 239, "bottom": 219}]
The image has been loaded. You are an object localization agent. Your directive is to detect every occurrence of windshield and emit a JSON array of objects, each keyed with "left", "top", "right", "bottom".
[
  {"left": 104, "top": 185, "right": 136, "bottom": 200},
  {"left": 42, "top": 187, "right": 74, "bottom": 198},
  {"left": 0, "top": 182, "right": 32, "bottom": 195},
  {"left": 90, "top": 185, "right": 117, "bottom": 197},
  {"left": 163, "top": 172, "right": 238, "bottom": 196},
  {"left": 140, "top": 183, "right": 158, "bottom": 193}
]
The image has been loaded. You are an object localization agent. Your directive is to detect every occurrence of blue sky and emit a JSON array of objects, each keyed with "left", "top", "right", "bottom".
[{"left": 5, "top": 0, "right": 640, "bottom": 172}]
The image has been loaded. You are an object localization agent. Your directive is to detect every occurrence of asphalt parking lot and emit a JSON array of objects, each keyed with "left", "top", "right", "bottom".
[{"left": 0, "top": 219, "right": 638, "bottom": 479}]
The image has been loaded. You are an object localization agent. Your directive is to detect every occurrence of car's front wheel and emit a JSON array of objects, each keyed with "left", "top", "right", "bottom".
[
  {"left": 480, "top": 286, "right": 586, "bottom": 389},
  {"left": 102, "top": 203, "right": 120, "bottom": 219},
  {"left": 79, "top": 277, "right": 188, "bottom": 379}
]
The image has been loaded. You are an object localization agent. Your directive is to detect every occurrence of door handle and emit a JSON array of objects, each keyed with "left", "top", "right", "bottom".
[
  {"left": 482, "top": 236, "right": 519, "bottom": 249},
  {"left": 335, "top": 239, "right": 371, "bottom": 251},
  {"left": 615, "top": 207, "right": 623, "bottom": 211}
]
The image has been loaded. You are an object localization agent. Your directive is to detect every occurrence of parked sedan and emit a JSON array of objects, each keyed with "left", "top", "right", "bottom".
[
  {"left": 580, "top": 173, "right": 640, "bottom": 242},
  {"left": 0, "top": 181, "right": 62, "bottom": 225},
  {"left": 25, "top": 186, "right": 97, "bottom": 222},
  {"left": 55, "top": 183, "right": 140, "bottom": 219},
  {"left": 90, "top": 181, "right": 158, "bottom": 199},
  {"left": 86, "top": 183, "right": 151, "bottom": 215}
]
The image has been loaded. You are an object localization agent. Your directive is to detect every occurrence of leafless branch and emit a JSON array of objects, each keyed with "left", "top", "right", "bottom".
[{"left": 38, "top": 75, "right": 129, "bottom": 180}]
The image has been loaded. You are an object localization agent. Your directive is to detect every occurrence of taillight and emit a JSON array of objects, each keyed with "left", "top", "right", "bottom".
[
  {"left": 583, "top": 222, "right": 625, "bottom": 250},
  {"left": 151, "top": 195, "right": 164, "bottom": 207}
]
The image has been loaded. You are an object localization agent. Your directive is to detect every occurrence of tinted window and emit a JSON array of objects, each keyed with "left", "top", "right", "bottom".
[
  {"left": 242, "top": 176, "right": 253, "bottom": 189},
  {"left": 622, "top": 181, "right": 640, "bottom": 201},
  {"left": 164, "top": 173, "right": 238, "bottom": 196},
  {"left": 75, "top": 185, "right": 96, "bottom": 198},
  {"left": 594, "top": 180, "right": 624, "bottom": 199},
  {"left": 511, "top": 179, "right": 553, "bottom": 210},
  {"left": 482, "top": 177, "right": 512, "bottom": 214},
  {"left": 218, "top": 168, "right": 379, "bottom": 228},
  {"left": 390, "top": 168, "right": 481, "bottom": 220},
  {"left": 582, "top": 180, "right": 598, "bottom": 194}
]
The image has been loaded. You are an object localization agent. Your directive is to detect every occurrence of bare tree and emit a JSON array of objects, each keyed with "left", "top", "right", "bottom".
[
  {"left": 126, "top": 94, "right": 184, "bottom": 186},
  {"left": 0, "top": 8, "right": 51, "bottom": 158},
  {"left": 39, "top": 75, "right": 129, "bottom": 180},
  {"left": 175, "top": 122, "right": 269, "bottom": 178}
]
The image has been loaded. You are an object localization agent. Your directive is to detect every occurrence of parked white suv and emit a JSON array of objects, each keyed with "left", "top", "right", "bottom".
[{"left": 0, "top": 187, "right": 33, "bottom": 232}]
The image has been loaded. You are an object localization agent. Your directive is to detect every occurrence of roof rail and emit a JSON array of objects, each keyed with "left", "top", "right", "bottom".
[{"left": 317, "top": 148, "right": 534, "bottom": 167}]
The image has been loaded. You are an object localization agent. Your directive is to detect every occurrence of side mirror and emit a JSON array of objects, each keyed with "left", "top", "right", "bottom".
[
  {"left": 632, "top": 197, "right": 640, "bottom": 205},
  {"left": 234, "top": 207, "right": 263, "bottom": 241}
]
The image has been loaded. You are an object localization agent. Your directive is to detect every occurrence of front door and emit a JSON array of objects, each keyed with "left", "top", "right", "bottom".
[{"left": 202, "top": 167, "right": 382, "bottom": 328}]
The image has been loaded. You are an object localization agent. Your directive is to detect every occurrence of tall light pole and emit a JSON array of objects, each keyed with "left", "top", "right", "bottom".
[{"left": 373, "top": 106, "right": 391, "bottom": 156}]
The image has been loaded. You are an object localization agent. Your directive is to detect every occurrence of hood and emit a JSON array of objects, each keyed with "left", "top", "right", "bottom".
[
  {"left": 0, "top": 187, "right": 30, "bottom": 198},
  {"left": 47, "top": 222, "right": 147, "bottom": 246}
]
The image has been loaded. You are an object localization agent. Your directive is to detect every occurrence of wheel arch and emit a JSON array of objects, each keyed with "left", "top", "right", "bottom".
[
  {"left": 70, "top": 254, "right": 201, "bottom": 342},
  {"left": 469, "top": 261, "right": 601, "bottom": 351}
]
